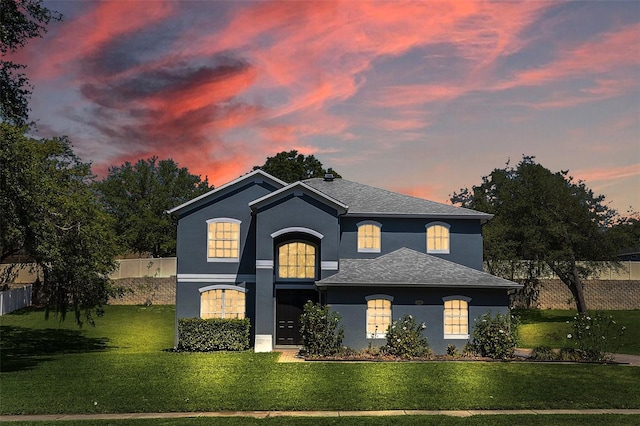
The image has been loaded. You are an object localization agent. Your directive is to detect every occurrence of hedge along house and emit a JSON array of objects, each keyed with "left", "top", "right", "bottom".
[{"left": 168, "top": 169, "right": 522, "bottom": 354}]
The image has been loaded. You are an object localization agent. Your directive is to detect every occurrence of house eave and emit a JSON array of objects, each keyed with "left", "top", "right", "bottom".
[
  {"left": 315, "top": 281, "right": 523, "bottom": 289},
  {"left": 167, "top": 169, "right": 287, "bottom": 215}
]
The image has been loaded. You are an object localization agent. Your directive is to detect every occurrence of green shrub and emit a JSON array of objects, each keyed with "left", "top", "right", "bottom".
[
  {"left": 299, "top": 301, "right": 344, "bottom": 356},
  {"left": 382, "top": 314, "right": 432, "bottom": 359},
  {"left": 177, "top": 317, "right": 250, "bottom": 351},
  {"left": 558, "top": 346, "right": 583, "bottom": 361},
  {"left": 531, "top": 345, "right": 556, "bottom": 361},
  {"left": 566, "top": 312, "right": 626, "bottom": 362},
  {"left": 470, "top": 311, "right": 519, "bottom": 359},
  {"left": 446, "top": 344, "right": 458, "bottom": 357}
]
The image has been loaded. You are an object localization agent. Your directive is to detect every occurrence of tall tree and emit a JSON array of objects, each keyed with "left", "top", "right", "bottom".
[
  {"left": 1, "top": 123, "right": 118, "bottom": 324},
  {"left": 95, "top": 157, "right": 211, "bottom": 257},
  {"left": 253, "top": 150, "right": 341, "bottom": 183},
  {"left": 1, "top": 0, "right": 61, "bottom": 125},
  {"left": 451, "top": 156, "right": 621, "bottom": 313}
]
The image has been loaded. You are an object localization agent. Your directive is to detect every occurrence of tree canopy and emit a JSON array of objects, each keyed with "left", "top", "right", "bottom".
[
  {"left": 253, "top": 150, "right": 341, "bottom": 183},
  {"left": 1, "top": 0, "right": 61, "bottom": 125},
  {"left": 1, "top": 123, "right": 118, "bottom": 324},
  {"left": 95, "top": 157, "right": 211, "bottom": 257},
  {"left": 451, "top": 156, "right": 623, "bottom": 313}
]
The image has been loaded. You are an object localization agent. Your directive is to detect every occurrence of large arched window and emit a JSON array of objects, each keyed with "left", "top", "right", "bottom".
[
  {"left": 200, "top": 285, "right": 247, "bottom": 319},
  {"left": 207, "top": 218, "right": 241, "bottom": 261},
  {"left": 426, "top": 222, "right": 450, "bottom": 254},
  {"left": 277, "top": 241, "right": 317, "bottom": 279},
  {"left": 357, "top": 221, "right": 381, "bottom": 253}
]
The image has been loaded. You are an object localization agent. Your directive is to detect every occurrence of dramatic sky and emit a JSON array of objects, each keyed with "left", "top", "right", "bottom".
[{"left": 11, "top": 0, "right": 640, "bottom": 211}]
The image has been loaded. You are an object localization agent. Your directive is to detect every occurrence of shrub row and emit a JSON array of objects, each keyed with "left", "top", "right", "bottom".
[{"left": 177, "top": 317, "right": 250, "bottom": 351}]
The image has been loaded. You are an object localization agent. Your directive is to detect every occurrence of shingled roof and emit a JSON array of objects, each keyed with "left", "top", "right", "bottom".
[
  {"left": 303, "top": 178, "right": 491, "bottom": 219},
  {"left": 316, "top": 247, "right": 521, "bottom": 289}
]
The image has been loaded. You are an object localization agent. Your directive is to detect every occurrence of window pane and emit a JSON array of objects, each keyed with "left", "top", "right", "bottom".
[
  {"left": 358, "top": 224, "right": 381, "bottom": 251},
  {"left": 367, "top": 298, "right": 391, "bottom": 336},
  {"left": 444, "top": 299, "right": 468, "bottom": 335},
  {"left": 208, "top": 221, "right": 240, "bottom": 259},
  {"left": 427, "top": 224, "right": 449, "bottom": 252},
  {"left": 277, "top": 242, "right": 316, "bottom": 279}
]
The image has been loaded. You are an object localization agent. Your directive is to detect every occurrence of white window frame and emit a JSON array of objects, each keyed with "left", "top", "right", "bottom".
[
  {"left": 426, "top": 222, "right": 450, "bottom": 254},
  {"left": 199, "top": 285, "right": 247, "bottom": 319},
  {"left": 206, "top": 218, "right": 241, "bottom": 262},
  {"left": 365, "top": 294, "right": 393, "bottom": 338},
  {"left": 357, "top": 220, "right": 382, "bottom": 253},
  {"left": 442, "top": 296, "right": 471, "bottom": 339}
]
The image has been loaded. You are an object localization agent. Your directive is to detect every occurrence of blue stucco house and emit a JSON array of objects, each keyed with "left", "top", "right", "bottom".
[{"left": 168, "top": 169, "right": 521, "bottom": 354}]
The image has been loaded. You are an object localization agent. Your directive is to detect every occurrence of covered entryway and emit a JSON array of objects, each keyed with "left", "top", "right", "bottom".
[{"left": 275, "top": 289, "right": 318, "bottom": 345}]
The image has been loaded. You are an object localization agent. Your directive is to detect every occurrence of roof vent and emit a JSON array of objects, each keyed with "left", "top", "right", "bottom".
[{"left": 323, "top": 173, "right": 334, "bottom": 182}]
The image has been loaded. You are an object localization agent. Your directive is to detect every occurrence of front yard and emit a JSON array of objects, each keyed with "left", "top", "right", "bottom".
[{"left": 1, "top": 306, "right": 639, "bottom": 416}]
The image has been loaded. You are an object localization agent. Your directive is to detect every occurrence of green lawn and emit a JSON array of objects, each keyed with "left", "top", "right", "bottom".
[
  {"left": 1, "top": 306, "right": 639, "bottom": 416},
  {"left": 4, "top": 415, "right": 640, "bottom": 426},
  {"left": 515, "top": 309, "right": 640, "bottom": 355}
]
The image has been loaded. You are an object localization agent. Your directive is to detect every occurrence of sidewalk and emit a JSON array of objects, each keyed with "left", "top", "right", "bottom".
[{"left": 2, "top": 409, "right": 640, "bottom": 422}]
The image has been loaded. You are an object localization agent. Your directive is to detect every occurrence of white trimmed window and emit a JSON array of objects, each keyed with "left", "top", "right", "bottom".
[
  {"left": 277, "top": 241, "right": 317, "bottom": 279},
  {"left": 426, "top": 222, "right": 450, "bottom": 254},
  {"left": 443, "top": 297, "right": 470, "bottom": 339},
  {"left": 200, "top": 286, "right": 246, "bottom": 319},
  {"left": 207, "top": 218, "right": 240, "bottom": 261},
  {"left": 366, "top": 295, "right": 393, "bottom": 338},
  {"left": 357, "top": 221, "right": 381, "bottom": 253}
]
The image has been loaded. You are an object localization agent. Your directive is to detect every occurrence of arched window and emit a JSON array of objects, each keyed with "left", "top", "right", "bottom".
[
  {"left": 443, "top": 297, "right": 470, "bottom": 339},
  {"left": 365, "top": 295, "right": 393, "bottom": 338},
  {"left": 200, "top": 286, "right": 246, "bottom": 319},
  {"left": 357, "top": 221, "right": 381, "bottom": 253},
  {"left": 207, "top": 218, "right": 240, "bottom": 261},
  {"left": 277, "top": 241, "right": 317, "bottom": 279},
  {"left": 426, "top": 222, "right": 450, "bottom": 254}
]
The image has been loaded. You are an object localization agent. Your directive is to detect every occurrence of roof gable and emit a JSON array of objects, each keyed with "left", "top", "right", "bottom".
[
  {"left": 249, "top": 181, "right": 348, "bottom": 214},
  {"left": 167, "top": 169, "right": 286, "bottom": 215},
  {"left": 316, "top": 247, "right": 521, "bottom": 289},
  {"left": 304, "top": 178, "right": 491, "bottom": 219}
]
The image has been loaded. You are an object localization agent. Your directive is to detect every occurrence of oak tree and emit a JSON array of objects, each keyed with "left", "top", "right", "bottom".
[
  {"left": 254, "top": 150, "right": 341, "bottom": 183},
  {"left": 95, "top": 157, "right": 211, "bottom": 257},
  {"left": 451, "top": 156, "right": 622, "bottom": 313}
]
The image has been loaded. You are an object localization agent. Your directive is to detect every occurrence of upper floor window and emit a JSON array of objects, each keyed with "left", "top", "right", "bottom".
[
  {"left": 200, "top": 286, "right": 246, "bottom": 319},
  {"left": 443, "top": 297, "right": 470, "bottom": 339},
  {"left": 426, "top": 222, "right": 450, "bottom": 254},
  {"left": 207, "top": 218, "right": 241, "bottom": 262},
  {"left": 277, "top": 241, "right": 317, "bottom": 279},
  {"left": 365, "top": 295, "right": 393, "bottom": 338},
  {"left": 357, "top": 221, "right": 381, "bottom": 253}
]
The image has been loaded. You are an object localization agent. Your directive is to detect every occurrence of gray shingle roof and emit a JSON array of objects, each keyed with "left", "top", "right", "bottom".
[
  {"left": 316, "top": 247, "right": 521, "bottom": 289},
  {"left": 303, "top": 178, "right": 491, "bottom": 218}
]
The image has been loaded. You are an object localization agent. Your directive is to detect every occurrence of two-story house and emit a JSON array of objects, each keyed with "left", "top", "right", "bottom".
[{"left": 168, "top": 169, "right": 521, "bottom": 354}]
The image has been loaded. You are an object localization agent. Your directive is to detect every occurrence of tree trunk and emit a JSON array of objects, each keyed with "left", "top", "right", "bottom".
[{"left": 548, "top": 262, "right": 588, "bottom": 313}]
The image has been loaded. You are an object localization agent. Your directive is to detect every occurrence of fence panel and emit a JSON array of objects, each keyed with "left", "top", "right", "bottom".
[{"left": 0, "top": 285, "right": 32, "bottom": 315}]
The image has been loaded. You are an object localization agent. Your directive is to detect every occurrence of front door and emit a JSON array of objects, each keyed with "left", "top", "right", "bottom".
[{"left": 276, "top": 289, "right": 318, "bottom": 345}]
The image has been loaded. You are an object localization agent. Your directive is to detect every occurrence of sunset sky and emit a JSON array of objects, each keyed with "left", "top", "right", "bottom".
[{"left": 11, "top": 0, "right": 640, "bottom": 212}]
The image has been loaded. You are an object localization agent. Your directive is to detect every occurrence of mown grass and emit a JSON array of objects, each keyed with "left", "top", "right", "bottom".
[
  {"left": 515, "top": 309, "right": 640, "bottom": 355},
  {"left": 1, "top": 306, "right": 639, "bottom": 415},
  {"left": 4, "top": 415, "right": 640, "bottom": 426}
]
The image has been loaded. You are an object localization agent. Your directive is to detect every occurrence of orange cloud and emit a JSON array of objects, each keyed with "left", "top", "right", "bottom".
[{"left": 573, "top": 164, "right": 640, "bottom": 184}]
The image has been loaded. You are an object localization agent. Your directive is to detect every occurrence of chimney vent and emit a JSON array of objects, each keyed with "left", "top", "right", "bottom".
[{"left": 323, "top": 173, "right": 334, "bottom": 182}]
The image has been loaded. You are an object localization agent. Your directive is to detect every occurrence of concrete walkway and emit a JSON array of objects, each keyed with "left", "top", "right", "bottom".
[{"left": 2, "top": 409, "right": 640, "bottom": 422}]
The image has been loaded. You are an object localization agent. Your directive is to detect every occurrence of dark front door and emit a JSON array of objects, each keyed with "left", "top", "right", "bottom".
[{"left": 276, "top": 289, "right": 318, "bottom": 345}]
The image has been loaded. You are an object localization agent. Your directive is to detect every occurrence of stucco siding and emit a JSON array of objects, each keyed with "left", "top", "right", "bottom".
[
  {"left": 326, "top": 286, "right": 510, "bottom": 354},
  {"left": 176, "top": 182, "right": 277, "bottom": 276},
  {"left": 339, "top": 217, "right": 484, "bottom": 270}
]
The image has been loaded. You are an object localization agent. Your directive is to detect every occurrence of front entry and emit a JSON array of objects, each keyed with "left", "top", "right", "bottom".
[{"left": 275, "top": 289, "right": 318, "bottom": 345}]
